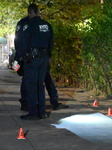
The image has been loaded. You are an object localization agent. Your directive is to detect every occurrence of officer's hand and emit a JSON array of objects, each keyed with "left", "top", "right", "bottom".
[{"left": 12, "top": 60, "right": 20, "bottom": 71}]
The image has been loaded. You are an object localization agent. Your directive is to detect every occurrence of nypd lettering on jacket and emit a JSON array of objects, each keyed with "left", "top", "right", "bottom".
[{"left": 39, "top": 25, "right": 49, "bottom": 32}]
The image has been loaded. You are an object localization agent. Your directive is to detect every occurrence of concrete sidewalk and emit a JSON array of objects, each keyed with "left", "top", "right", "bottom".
[{"left": 0, "top": 64, "right": 112, "bottom": 150}]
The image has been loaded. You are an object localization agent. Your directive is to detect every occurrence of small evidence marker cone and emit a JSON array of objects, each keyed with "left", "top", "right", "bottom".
[
  {"left": 106, "top": 108, "right": 112, "bottom": 116},
  {"left": 17, "top": 128, "right": 25, "bottom": 139},
  {"left": 93, "top": 100, "right": 99, "bottom": 107}
]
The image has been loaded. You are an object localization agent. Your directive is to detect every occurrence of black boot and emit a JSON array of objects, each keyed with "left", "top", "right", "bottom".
[
  {"left": 19, "top": 99, "right": 28, "bottom": 111},
  {"left": 53, "top": 103, "right": 69, "bottom": 110},
  {"left": 37, "top": 104, "right": 46, "bottom": 119}
]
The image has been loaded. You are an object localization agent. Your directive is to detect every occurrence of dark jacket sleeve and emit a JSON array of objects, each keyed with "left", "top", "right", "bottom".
[{"left": 14, "top": 17, "right": 30, "bottom": 61}]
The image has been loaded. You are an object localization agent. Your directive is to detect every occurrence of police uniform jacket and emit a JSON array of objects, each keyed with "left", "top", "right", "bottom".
[{"left": 14, "top": 16, "right": 53, "bottom": 61}]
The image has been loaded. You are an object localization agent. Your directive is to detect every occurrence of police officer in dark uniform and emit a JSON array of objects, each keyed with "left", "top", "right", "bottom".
[
  {"left": 14, "top": 4, "right": 69, "bottom": 115},
  {"left": 13, "top": 4, "right": 53, "bottom": 120}
]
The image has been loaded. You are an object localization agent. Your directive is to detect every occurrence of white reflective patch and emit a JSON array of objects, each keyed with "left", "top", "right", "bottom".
[
  {"left": 39, "top": 25, "right": 49, "bottom": 32},
  {"left": 51, "top": 113, "right": 112, "bottom": 144},
  {"left": 23, "top": 24, "right": 29, "bottom": 31},
  {"left": 16, "top": 25, "right": 21, "bottom": 31}
]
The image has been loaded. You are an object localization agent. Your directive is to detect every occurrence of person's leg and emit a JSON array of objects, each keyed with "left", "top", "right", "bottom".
[
  {"left": 21, "top": 60, "right": 39, "bottom": 119},
  {"left": 38, "top": 56, "right": 49, "bottom": 118},
  {"left": 45, "top": 71, "right": 59, "bottom": 106},
  {"left": 19, "top": 76, "right": 28, "bottom": 111},
  {"left": 45, "top": 65, "right": 69, "bottom": 110}
]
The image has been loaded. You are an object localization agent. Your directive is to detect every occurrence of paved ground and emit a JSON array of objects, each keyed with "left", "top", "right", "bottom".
[{"left": 1, "top": 63, "right": 112, "bottom": 150}]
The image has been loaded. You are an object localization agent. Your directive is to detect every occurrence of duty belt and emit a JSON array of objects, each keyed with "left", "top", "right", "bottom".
[
  {"left": 24, "top": 48, "right": 48, "bottom": 64},
  {"left": 31, "top": 48, "right": 48, "bottom": 59}
]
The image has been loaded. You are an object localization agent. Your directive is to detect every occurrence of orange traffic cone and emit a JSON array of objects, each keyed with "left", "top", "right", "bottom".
[
  {"left": 17, "top": 128, "right": 25, "bottom": 139},
  {"left": 93, "top": 100, "right": 99, "bottom": 107},
  {"left": 106, "top": 108, "right": 112, "bottom": 116}
]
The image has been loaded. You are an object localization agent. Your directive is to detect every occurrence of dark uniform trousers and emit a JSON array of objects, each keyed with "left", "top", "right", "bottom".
[
  {"left": 20, "top": 63, "right": 59, "bottom": 108},
  {"left": 24, "top": 55, "right": 49, "bottom": 117},
  {"left": 45, "top": 69, "right": 58, "bottom": 106},
  {"left": 19, "top": 77, "right": 27, "bottom": 104}
]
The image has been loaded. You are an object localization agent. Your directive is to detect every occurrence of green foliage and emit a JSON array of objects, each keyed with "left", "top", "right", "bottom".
[
  {"left": 0, "top": 0, "right": 30, "bottom": 36},
  {"left": 80, "top": 1, "right": 112, "bottom": 95},
  {"left": 50, "top": 20, "right": 82, "bottom": 86}
]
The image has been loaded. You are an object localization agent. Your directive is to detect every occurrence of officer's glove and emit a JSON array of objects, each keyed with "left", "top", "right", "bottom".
[{"left": 12, "top": 60, "right": 20, "bottom": 71}]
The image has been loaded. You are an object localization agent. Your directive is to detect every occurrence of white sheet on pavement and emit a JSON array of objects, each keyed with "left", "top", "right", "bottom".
[{"left": 51, "top": 113, "right": 112, "bottom": 144}]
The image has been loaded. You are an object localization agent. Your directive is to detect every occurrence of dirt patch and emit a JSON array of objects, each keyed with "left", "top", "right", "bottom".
[
  {"left": 73, "top": 88, "right": 112, "bottom": 115},
  {"left": 0, "top": 89, "right": 6, "bottom": 94},
  {"left": 58, "top": 87, "right": 75, "bottom": 98}
]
